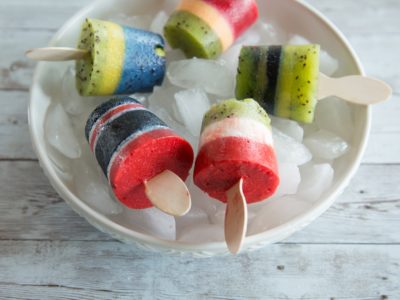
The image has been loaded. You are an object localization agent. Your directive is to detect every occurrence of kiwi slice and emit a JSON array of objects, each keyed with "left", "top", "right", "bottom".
[
  {"left": 164, "top": 11, "right": 222, "bottom": 59},
  {"left": 76, "top": 18, "right": 124, "bottom": 96},
  {"left": 236, "top": 46, "right": 283, "bottom": 116},
  {"left": 236, "top": 46, "right": 262, "bottom": 101},
  {"left": 202, "top": 98, "right": 271, "bottom": 132},
  {"left": 276, "top": 44, "right": 320, "bottom": 123},
  {"left": 236, "top": 45, "right": 320, "bottom": 123}
]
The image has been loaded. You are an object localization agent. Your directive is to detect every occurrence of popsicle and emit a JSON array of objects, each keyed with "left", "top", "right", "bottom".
[
  {"left": 236, "top": 44, "right": 392, "bottom": 123},
  {"left": 164, "top": 0, "right": 259, "bottom": 59},
  {"left": 86, "top": 96, "right": 194, "bottom": 216},
  {"left": 194, "top": 98, "right": 280, "bottom": 253},
  {"left": 26, "top": 18, "right": 167, "bottom": 96}
]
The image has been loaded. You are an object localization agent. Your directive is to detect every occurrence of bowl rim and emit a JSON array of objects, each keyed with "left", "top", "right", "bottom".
[{"left": 28, "top": 0, "right": 371, "bottom": 254}]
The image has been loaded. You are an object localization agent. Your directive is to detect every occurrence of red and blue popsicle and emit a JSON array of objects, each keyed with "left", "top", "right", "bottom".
[{"left": 85, "top": 97, "right": 194, "bottom": 210}]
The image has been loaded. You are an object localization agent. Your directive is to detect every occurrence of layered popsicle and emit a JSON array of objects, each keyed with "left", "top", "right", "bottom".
[
  {"left": 76, "top": 18, "right": 166, "bottom": 96},
  {"left": 85, "top": 96, "right": 194, "bottom": 209},
  {"left": 194, "top": 99, "right": 280, "bottom": 203},
  {"left": 236, "top": 44, "right": 321, "bottom": 123},
  {"left": 164, "top": 0, "right": 259, "bottom": 59}
]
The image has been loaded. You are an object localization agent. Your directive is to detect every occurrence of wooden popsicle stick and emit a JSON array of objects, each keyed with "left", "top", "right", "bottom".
[
  {"left": 318, "top": 72, "right": 392, "bottom": 104},
  {"left": 144, "top": 170, "right": 191, "bottom": 217},
  {"left": 224, "top": 178, "right": 248, "bottom": 254},
  {"left": 25, "top": 47, "right": 89, "bottom": 61}
]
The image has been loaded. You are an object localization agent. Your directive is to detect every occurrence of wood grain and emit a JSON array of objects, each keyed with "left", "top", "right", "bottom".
[
  {"left": 0, "top": 241, "right": 398, "bottom": 300},
  {"left": 0, "top": 91, "right": 35, "bottom": 159}
]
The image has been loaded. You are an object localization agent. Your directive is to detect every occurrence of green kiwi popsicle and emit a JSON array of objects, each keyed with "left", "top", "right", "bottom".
[{"left": 236, "top": 44, "right": 320, "bottom": 124}]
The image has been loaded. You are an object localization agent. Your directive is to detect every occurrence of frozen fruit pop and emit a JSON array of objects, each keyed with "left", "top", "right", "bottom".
[
  {"left": 236, "top": 45, "right": 320, "bottom": 123},
  {"left": 76, "top": 18, "right": 166, "bottom": 96},
  {"left": 164, "top": 0, "right": 259, "bottom": 59},
  {"left": 194, "top": 98, "right": 279, "bottom": 253},
  {"left": 85, "top": 97, "right": 194, "bottom": 211},
  {"left": 194, "top": 99, "right": 280, "bottom": 203}
]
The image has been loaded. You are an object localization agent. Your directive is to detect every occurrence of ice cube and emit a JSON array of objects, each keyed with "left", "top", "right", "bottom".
[
  {"left": 235, "top": 27, "right": 261, "bottom": 46},
  {"left": 178, "top": 224, "right": 224, "bottom": 243},
  {"left": 47, "top": 145, "right": 74, "bottom": 183},
  {"left": 218, "top": 44, "right": 242, "bottom": 73},
  {"left": 248, "top": 196, "right": 312, "bottom": 235},
  {"left": 72, "top": 156, "right": 123, "bottom": 216},
  {"left": 209, "top": 203, "right": 226, "bottom": 225},
  {"left": 298, "top": 163, "right": 334, "bottom": 202},
  {"left": 167, "top": 59, "right": 235, "bottom": 97},
  {"left": 271, "top": 116, "right": 304, "bottom": 142},
  {"left": 274, "top": 163, "right": 301, "bottom": 197},
  {"left": 187, "top": 177, "right": 219, "bottom": 217},
  {"left": 253, "top": 21, "right": 288, "bottom": 45},
  {"left": 148, "top": 84, "right": 182, "bottom": 120},
  {"left": 314, "top": 96, "right": 354, "bottom": 142},
  {"left": 129, "top": 93, "right": 148, "bottom": 105},
  {"left": 45, "top": 104, "right": 81, "bottom": 159},
  {"left": 288, "top": 35, "right": 311, "bottom": 45},
  {"left": 166, "top": 49, "right": 187, "bottom": 66},
  {"left": 302, "top": 123, "right": 319, "bottom": 138},
  {"left": 304, "top": 129, "right": 349, "bottom": 160},
  {"left": 59, "top": 67, "right": 108, "bottom": 116},
  {"left": 272, "top": 127, "right": 312, "bottom": 166},
  {"left": 151, "top": 106, "right": 198, "bottom": 151},
  {"left": 174, "top": 89, "right": 211, "bottom": 136},
  {"left": 150, "top": 11, "right": 168, "bottom": 35},
  {"left": 175, "top": 206, "right": 210, "bottom": 240},
  {"left": 202, "top": 197, "right": 257, "bottom": 229},
  {"left": 163, "top": 0, "right": 180, "bottom": 13},
  {"left": 115, "top": 207, "right": 176, "bottom": 240},
  {"left": 40, "top": 63, "right": 64, "bottom": 99},
  {"left": 110, "top": 14, "right": 153, "bottom": 30},
  {"left": 320, "top": 50, "right": 339, "bottom": 76}
]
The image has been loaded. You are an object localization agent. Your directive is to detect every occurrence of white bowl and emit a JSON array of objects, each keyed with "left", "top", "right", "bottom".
[{"left": 29, "top": 0, "right": 370, "bottom": 257}]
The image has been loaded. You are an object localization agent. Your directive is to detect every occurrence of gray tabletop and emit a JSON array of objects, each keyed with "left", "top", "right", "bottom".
[{"left": 0, "top": 0, "right": 399, "bottom": 299}]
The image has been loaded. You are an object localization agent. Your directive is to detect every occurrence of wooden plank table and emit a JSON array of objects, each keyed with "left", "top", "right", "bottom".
[{"left": 0, "top": 0, "right": 399, "bottom": 299}]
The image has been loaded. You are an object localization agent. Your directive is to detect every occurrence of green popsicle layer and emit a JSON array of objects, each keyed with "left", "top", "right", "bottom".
[
  {"left": 76, "top": 18, "right": 122, "bottom": 96},
  {"left": 164, "top": 11, "right": 222, "bottom": 59},
  {"left": 201, "top": 98, "right": 271, "bottom": 132},
  {"left": 236, "top": 44, "right": 320, "bottom": 123}
]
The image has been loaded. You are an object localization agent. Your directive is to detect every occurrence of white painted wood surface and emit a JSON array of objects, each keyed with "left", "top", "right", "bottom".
[{"left": 0, "top": 0, "right": 399, "bottom": 299}]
